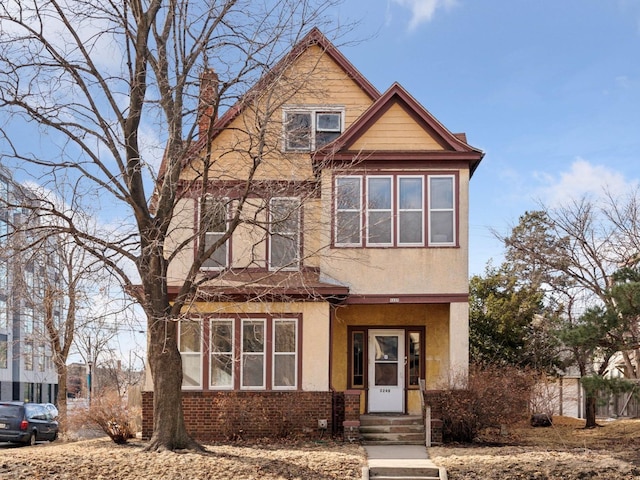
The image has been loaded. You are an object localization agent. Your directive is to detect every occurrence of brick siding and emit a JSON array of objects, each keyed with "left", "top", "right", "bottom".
[{"left": 142, "top": 391, "right": 333, "bottom": 441}]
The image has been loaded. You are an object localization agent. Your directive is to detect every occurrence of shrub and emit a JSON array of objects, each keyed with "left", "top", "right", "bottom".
[
  {"left": 438, "top": 364, "right": 535, "bottom": 442},
  {"left": 87, "top": 389, "right": 139, "bottom": 444}
]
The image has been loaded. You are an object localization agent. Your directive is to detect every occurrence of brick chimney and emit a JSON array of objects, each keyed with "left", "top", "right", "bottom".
[{"left": 198, "top": 68, "right": 219, "bottom": 139}]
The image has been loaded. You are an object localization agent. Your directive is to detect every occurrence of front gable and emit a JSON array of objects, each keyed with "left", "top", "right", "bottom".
[{"left": 315, "top": 83, "right": 483, "bottom": 175}]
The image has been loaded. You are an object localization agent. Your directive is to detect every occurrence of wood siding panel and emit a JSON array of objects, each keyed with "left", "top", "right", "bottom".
[{"left": 350, "top": 102, "right": 445, "bottom": 151}]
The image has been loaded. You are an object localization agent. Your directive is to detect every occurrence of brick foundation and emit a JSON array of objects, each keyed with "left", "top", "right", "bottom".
[
  {"left": 423, "top": 390, "right": 445, "bottom": 444},
  {"left": 142, "top": 391, "right": 333, "bottom": 441}
]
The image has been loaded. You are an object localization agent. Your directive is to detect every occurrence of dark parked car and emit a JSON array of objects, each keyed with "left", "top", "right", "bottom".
[{"left": 0, "top": 402, "right": 58, "bottom": 446}]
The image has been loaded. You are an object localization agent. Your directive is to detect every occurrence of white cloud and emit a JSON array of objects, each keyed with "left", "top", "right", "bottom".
[
  {"left": 536, "top": 158, "right": 638, "bottom": 207},
  {"left": 391, "top": 0, "right": 457, "bottom": 30}
]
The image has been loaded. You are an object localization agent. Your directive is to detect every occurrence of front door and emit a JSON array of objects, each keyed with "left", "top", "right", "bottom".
[{"left": 368, "top": 329, "right": 405, "bottom": 413}]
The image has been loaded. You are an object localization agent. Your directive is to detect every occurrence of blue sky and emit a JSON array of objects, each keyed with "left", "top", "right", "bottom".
[{"left": 332, "top": 0, "right": 640, "bottom": 275}]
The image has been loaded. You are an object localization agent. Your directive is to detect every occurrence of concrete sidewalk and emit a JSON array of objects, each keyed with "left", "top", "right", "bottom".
[{"left": 362, "top": 445, "right": 447, "bottom": 480}]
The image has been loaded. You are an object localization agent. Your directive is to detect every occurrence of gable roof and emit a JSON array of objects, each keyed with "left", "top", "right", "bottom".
[
  {"left": 156, "top": 28, "right": 380, "bottom": 182},
  {"left": 313, "top": 82, "right": 484, "bottom": 176}
]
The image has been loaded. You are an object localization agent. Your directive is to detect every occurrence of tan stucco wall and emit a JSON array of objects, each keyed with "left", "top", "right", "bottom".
[{"left": 318, "top": 168, "right": 470, "bottom": 296}]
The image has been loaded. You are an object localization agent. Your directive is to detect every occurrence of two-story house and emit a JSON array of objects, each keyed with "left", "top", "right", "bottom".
[{"left": 142, "top": 28, "right": 483, "bottom": 441}]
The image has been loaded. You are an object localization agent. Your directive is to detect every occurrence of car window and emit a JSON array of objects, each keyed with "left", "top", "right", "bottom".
[
  {"left": 26, "top": 404, "right": 47, "bottom": 420},
  {"left": 0, "top": 405, "right": 21, "bottom": 418}
]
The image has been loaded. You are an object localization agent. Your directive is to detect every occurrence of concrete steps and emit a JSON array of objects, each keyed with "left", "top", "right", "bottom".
[
  {"left": 360, "top": 414, "right": 425, "bottom": 445},
  {"left": 368, "top": 466, "right": 441, "bottom": 480}
]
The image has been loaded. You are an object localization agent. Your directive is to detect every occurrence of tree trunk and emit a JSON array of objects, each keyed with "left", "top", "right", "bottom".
[
  {"left": 584, "top": 394, "right": 598, "bottom": 428},
  {"left": 56, "top": 364, "right": 68, "bottom": 432},
  {"left": 145, "top": 316, "right": 200, "bottom": 451}
]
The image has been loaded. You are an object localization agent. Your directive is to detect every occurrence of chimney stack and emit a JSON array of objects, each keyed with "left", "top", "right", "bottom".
[{"left": 198, "top": 68, "right": 219, "bottom": 139}]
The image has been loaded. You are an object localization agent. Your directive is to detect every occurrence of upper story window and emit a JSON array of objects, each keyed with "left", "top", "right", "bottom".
[
  {"left": 283, "top": 108, "right": 343, "bottom": 151},
  {"left": 201, "top": 196, "right": 228, "bottom": 270},
  {"left": 269, "top": 198, "right": 300, "bottom": 271},
  {"left": 335, "top": 173, "right": 455, "bottom": 248}
]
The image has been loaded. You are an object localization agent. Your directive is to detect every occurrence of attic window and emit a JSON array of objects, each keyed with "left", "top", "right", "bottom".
[{"left": 284, "top": 109, "right": 343, "bottom": 151}]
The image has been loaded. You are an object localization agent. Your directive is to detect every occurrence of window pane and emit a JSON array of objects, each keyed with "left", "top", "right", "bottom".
[
  {"left": 375, "top": 364, "right": 398, "bottom": 386},
  {"left": 270, "top": 198, "right": 298, "bottom": 234},
  {"left": 352, "top": 332, "right": 364, "bottom": 387},
  {"left": 180, "top": 322, "right": 201, "bottom": 353},
  {"left": 204, "top": 198, "right": 227, "bottom": 233},
  {"left": 399, "top": 211, "right": 422, "bottom": 244},
  {"left": 285, "top": 113, "right": 311, "bottom": 150},
  {"left": 374, "top": 336, "right": 398, "bottom": 361},
  {"left": 430, "top": 211, "right": 454, "bottom": 243},
  {"left": 242, "top": 354, "right": 264, "bottom": 387},
  {"left": 430, "top": 177, "right": 453, "bottom": 209},
  {"left": 316, "top": 113, "right": 341, "bottom": 131},
  {"left": 243, "top": 321, "right": 264, "bottom": 353},
  {"left": 274, "top": 321, "right": 295, "bottom": 353},
  {"left": 0, "top": 300, "right": 6, "bottom": 330},
  {"left": 368, "top": 211, "right": 392, "bottom": 244},
  {"left": 274, "top": 355, "right": 295, "bottom": 387},
  {"left": 182, "top": 354, "right": 201, "bottom": 387},
  {"left": 271, "top": 234, "right": 297, "bottom": 268},
  {"left": 400, "top": 178, "right": 423, "bottom": 209},
  {"left": 336, "top": 212, "right": 361, "bottom": 245},
  {"left": 211, "top": 354, "right": 233, "bottom": 388},
  {"left": 316, "top": 131, "right": 340, "bottom": 147},
  {"left": 368, "top": 178, "right": 391, "bottom": 209},
  {"left": 409, "top": 332, "right": 420, "bottom": 386},
  {"left": 337, "top": 178, "right": 361, "bottom": 210},
  {"left": 0, "top": 339, "right": 6, "bottom": 369},
  {"left": 203, "top": 233, "right": 227, "bottom": 268},
  {"left": 211, "top": 321, "right": 233, "bottom": 353}
]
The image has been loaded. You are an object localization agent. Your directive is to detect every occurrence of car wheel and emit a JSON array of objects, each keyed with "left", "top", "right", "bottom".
[{"left": 27, "top": 432, "right": 36, "bottom": 446}]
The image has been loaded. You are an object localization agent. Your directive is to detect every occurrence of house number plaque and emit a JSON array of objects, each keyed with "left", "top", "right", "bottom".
[{"left": 379, "top": 388, "right": 391, "bottom": 393}]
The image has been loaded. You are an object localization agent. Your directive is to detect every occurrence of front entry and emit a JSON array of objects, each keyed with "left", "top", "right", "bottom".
[{"left": 368, "top": 329, "right": 405, "bottom": 413}]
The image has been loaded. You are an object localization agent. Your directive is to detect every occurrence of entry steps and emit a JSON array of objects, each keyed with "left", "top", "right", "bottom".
[
  {"left": 363, "top": 445, "right": 446, "bottom": 480},
  {"left": 360, "top": 414, "right": 425, "bottom": 445}
]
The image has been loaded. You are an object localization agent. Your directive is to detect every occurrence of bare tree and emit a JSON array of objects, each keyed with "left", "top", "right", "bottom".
[
  {"left": 0, "top": 0, "right": 348, "bottom": 450},
  {"left": 501, "top": 191, "right": 640, "bottom": 427}
]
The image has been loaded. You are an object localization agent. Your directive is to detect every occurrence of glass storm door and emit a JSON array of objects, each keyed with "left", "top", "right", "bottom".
[{"left": 368, "top": 330, "right": 405, "bottom": 413}]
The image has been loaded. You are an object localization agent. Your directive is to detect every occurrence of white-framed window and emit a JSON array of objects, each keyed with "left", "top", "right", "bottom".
[
  {"left": 241, "top": 319, "right": 265, "bottom": 389},
  {"left": 179, "top": 320, "right": 202, "bottom": 389},
  {"left": 334, "top": 173, "right": 456, "bottom": 247},
  {"left": 367, "top": 176, "right": 393, "bottom": 246},
  {"left": 272, "top": 319, "right": 298, "bottom": 390},
  {"left": 398, "top": 176, "right": 424, "bottom": 245},
  {"left": 428, "top": 175, "right": 455, "bottom": 246},
  {"left": 283, "top": 108, "right": 343, "bottom": 151},
  {"left": 335, "top": 176, "right": 363, "bottom": 246},
  {"left": 210, "top": 318, "right": 234, "bottom": 389},
  {"left": 269, "top": 198, "right": 300, "bottom": 270},
  {"left": 201, "top": 196, "right": 228, "bottom": 270}
]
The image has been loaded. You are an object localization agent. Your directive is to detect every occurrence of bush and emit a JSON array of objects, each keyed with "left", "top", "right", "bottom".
[
  {"left": 438, "top": 364, "right": 535, "bottom": 442},
  {"left": 87, "top": 389, "right": 139, "bottom": 444}
]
